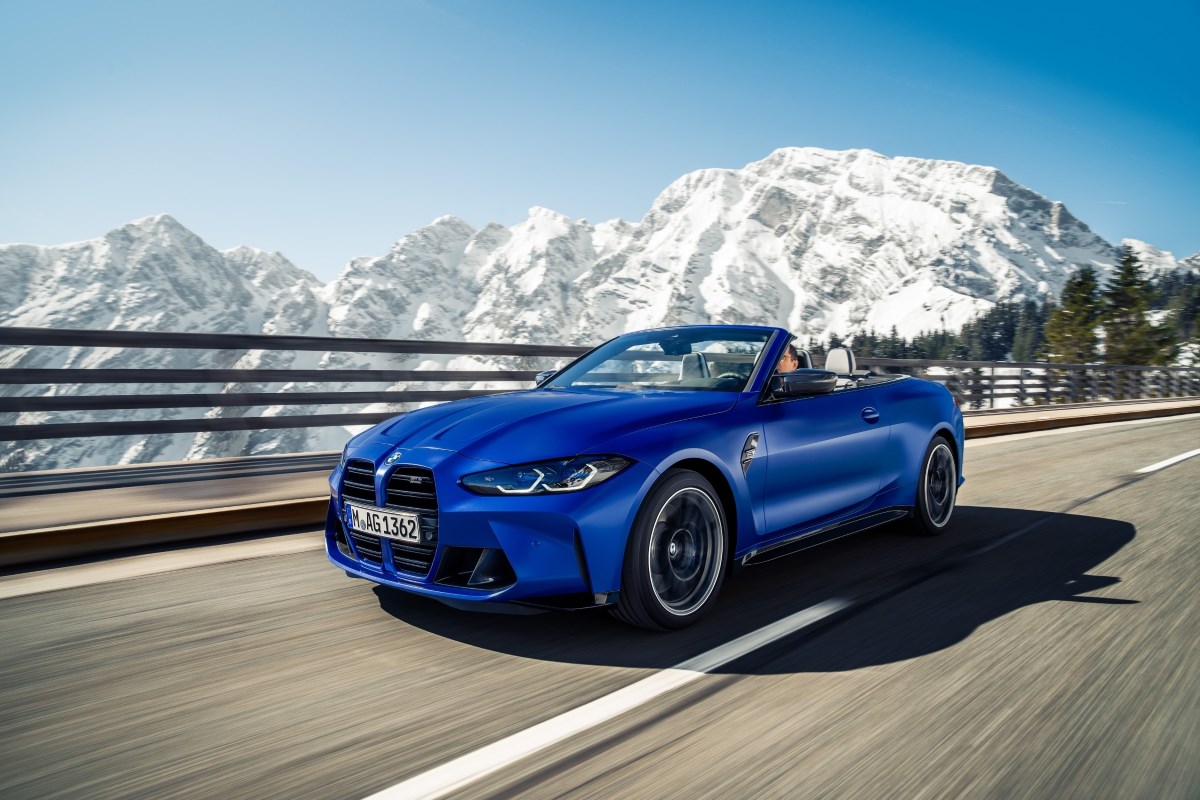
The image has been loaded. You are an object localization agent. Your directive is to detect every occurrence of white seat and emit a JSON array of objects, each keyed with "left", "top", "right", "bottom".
[
  {"left": 824, "top": 347, "right": 856, "bottom": 377},
  {"left": 679, "top": 352, "right": 709, "bottom": 380}
]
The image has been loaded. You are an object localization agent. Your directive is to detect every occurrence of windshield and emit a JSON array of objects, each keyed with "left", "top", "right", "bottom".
[{"left": 545, "top": 327, "right": 775, "bottom": 392}]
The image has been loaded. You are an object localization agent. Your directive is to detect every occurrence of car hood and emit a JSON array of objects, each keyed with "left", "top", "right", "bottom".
[{"left": 378, "top": 388, "right": 736, "bottom": 464}]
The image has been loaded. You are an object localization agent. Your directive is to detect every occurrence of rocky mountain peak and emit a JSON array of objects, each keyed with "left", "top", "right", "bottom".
[
  {"left": 3, "top": 148, "right": 1196, "bottom": 470},
  {"left": 1122, "top": 239, "right": 1190, "bottom": 278}
]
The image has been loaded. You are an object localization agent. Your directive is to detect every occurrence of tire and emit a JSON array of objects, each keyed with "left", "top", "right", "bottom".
[
  {"left": 611, "top": 469, "right": 728, "bottom": 631},
  {"left": 909, "top": 436, "right": 957, "bottom": 536}
]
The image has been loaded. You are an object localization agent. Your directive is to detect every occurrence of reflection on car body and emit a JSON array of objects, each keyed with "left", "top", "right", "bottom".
[{"left": 325, "top": 325, "right": 964, "bottom": 630}]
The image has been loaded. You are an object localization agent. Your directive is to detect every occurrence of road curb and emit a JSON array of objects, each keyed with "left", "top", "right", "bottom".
[
  {"left": 0, "top": 497, "right": 329, "bottom": 569},
  {"left": 964, "top": 401, "right": 1200, "bottom": 438}
]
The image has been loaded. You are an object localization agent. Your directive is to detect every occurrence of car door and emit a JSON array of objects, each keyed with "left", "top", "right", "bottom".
[{"left": 758, "top": 385, "right": 890, "bottom": 539}]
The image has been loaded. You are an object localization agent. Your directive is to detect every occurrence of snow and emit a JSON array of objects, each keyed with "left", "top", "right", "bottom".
[
  {"left": 2, "top": 146, "right": 1196, "bottom": 471},
  {"left": 1122, "top": 238, "right": 1186, "bottom": 277}
]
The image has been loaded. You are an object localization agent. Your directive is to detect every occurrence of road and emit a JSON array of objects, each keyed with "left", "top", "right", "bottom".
[{"left": 1, "top": 415, "right": 1197, "bottom": 799}]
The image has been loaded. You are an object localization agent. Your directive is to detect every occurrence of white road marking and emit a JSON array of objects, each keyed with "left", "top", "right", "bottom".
[
  {"left": 0, "top": 532, "right": 324, "bottom": 600},
  {"left": 1136, "top": 447, "right": 1200, "bottom": 474},
  {"left": 965, "top": 412, "right": 1200, "bottom": 448},
  {"left": 362, "top": 598, "right": 852, "bottom": 800}
]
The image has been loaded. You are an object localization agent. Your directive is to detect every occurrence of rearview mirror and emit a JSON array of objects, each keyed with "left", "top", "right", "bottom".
[{"left": 771, "top": 369, "right": 837, "bottom": 397}]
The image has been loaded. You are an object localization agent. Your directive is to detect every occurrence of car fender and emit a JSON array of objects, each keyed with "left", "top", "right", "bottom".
[{"left": 603, "top": 415, "right": 762, "bottom": 558}]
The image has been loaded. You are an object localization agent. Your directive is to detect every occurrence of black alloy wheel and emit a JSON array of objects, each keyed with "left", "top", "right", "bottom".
[
  {"left": 612, "top": 469, "right": 728, "bottom": 631},
  {"left": 910, "top": 436, "right": 957, "bottom": 535}
]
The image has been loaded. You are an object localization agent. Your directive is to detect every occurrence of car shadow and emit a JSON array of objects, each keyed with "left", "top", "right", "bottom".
[{"left": 372, "top": 506, "right": 1136, "bottom": 675}]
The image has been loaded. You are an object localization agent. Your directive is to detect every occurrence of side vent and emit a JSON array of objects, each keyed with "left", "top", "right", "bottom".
[{"left": 741, "top": 433, "right": 759, "bottom": 474}]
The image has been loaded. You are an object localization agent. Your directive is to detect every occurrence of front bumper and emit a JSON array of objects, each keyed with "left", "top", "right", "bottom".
[{"left": 325, "top": 450, "right": 657, "bottom": 603}]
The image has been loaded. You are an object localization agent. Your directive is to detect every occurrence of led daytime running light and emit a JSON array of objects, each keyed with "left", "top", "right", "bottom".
[
  {"left": 462, "top": 456, "right": 631, "bottom": 496},
  {"left": 496, "top": 468, "right": 546, "bottom": 494}
]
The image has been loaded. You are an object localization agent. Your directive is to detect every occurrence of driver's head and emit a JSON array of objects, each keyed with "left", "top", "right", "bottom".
[{"left": 777, "top": 343, "right": 801, "bottom": 373}]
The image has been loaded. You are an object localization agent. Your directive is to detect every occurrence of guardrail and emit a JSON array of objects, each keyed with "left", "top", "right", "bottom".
[
  {"left": 861, "top": 358, "right": 1200, "bottom": 409},
  {"left": 2, "top": 326, "right": 1198, "bottom": 443},
  {"left": 0, "top": 326, "right": 586, "bottom": 441}
]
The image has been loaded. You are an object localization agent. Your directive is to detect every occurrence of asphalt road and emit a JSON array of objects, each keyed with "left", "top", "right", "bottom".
[{"left": 1, "top": 416, "right": 1197, "bottom": 799}]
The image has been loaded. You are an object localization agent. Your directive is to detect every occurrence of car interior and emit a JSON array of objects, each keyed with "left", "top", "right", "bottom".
[
  {"left": 766, "top": 343, "right": 904, "bottom": 397},
  {"left": 585, "top": 338, "right": 903, "bottom": 394},
  {"left": 674, "top": 351, "right": 755, "bottom": 389}
]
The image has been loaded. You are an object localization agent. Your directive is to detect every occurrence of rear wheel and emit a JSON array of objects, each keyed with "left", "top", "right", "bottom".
[
  {"left": 612, "top": 469, "right": 728, "bottom": 631},
  {"left": 909, "top": 437, "right": 957, "bottom": 535}
]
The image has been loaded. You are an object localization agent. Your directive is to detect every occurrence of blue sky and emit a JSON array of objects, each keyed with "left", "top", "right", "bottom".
[{"left": 1, "top": 0, "right": 1196, "bottom": 281}]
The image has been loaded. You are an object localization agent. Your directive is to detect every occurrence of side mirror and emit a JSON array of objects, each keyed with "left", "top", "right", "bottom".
[
  {"left": 534, "top": 370, "right": 556, "bottom": 386},
  {"left": 771, "top": 369, "right": 837, "bottom": 397}
]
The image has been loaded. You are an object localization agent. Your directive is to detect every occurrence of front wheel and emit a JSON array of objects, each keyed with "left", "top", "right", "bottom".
[
  {"left": 909, "top": 437, "right": 957, "bottom": 535},
  {"left": 611, "top": 469, "right": 728, "bottom": 631}
]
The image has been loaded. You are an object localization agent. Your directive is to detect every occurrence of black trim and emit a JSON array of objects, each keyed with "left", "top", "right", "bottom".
[
  {"left": 348, "top": 530, "right": 384, "bottom": 562},
  {"left": 572, "top": 529, "right": 593, "bottom": 595},
  {"left": 758, "top": 373, "right": 907, "bottom": 406},
  {"left": 511, "top": 592, "right": 619, "bottom": 611},
  {"left": 741, "top": 507, "right": 911, "bottom": 566},
  {"left": 340, "top": 460, "right": 377, "bottom": 505}
]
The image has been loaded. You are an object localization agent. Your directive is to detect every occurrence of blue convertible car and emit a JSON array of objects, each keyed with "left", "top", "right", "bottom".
[{"left": 326, "top": 325, "right": 963, "bottom": 630}]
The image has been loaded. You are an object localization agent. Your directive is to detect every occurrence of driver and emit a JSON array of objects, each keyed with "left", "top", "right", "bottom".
[{"left": 776, "top": 343, "right": 801, "bottom": 374}]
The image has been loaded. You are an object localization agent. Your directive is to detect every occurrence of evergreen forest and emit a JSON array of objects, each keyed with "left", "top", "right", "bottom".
[{"left": 817, "top": 248, "right": 1197, "bottom": 366}]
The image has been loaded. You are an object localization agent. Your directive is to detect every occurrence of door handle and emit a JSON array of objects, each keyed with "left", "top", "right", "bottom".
[{"left": 861, "top": 407, "right": 880, "bottom": 424}]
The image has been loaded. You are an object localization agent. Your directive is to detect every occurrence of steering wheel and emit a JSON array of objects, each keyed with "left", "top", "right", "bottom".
[{"left": 713, "top": 372, "right": 744, "bottom": 388}]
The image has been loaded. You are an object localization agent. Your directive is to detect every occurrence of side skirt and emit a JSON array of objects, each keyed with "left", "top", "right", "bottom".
[{"left": 741, "top": 507, "right": 911, "bottom": 567}]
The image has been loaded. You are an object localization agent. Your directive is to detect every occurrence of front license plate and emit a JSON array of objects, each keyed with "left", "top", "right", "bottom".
[{"left": 345, "top": 503, "right": 421, "bottom": 544}]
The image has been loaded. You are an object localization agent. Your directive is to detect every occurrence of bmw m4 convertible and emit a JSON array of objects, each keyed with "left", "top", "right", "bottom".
[{"left": 326, "top": 325, "right": 963, "bottom": 630}]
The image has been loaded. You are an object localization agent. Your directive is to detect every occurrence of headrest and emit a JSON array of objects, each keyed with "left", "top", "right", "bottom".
[
  {"left": 824, "top": 347, "right": 855, "bottom": 376},
  {"left": 679, "top": 352, "right": 709, "bottom": 379},
  {"left": 795, "top": 349, "right": 813, "bottom": 370}
]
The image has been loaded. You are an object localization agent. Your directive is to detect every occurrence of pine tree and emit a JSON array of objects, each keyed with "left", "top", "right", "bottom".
[
  {"left": 1101, "top": 246, "right": 1176, "bottom": 365},
  {"left": 1157, "top": 272, "right": 1198, "bottom": 342},
  {"left": 1043, "top": 266, "right": 1101, "bottom": 363},
  {"left": 1011, "top": 300, "right": 1042, "bottom": 361}
]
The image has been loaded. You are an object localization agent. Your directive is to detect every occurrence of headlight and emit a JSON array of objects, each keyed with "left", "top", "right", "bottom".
[{"left": 461, "top": 455, "right": 632, "bottom": 496}]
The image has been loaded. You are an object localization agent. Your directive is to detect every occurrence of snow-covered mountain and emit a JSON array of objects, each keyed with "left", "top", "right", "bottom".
[
  {"left": 1122, "top": 238, "right": 1196, "bottom": 279},
  {"left": 2, "top": 147, "right": 1195, "bottom": 470},
  {"left": 0, "top": 215, "right": 331, "bottom": 469},
  {"left": 1178, "top": 251, "right": 1200, "bottom": 275}
]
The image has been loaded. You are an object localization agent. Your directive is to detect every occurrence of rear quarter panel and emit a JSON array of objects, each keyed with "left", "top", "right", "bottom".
[{"left": 879, "top": 377, "right": 964, "bottom": 497}]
